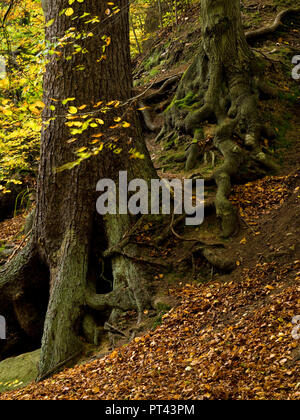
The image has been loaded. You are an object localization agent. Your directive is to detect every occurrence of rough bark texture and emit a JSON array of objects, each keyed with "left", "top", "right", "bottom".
[
  {"left": 163, "top": 0, "right": 278, "bottom": 237},
  {"left": 1, "top": 0, "right": 156, "bottom": 380},
  {"left": 34, "top": 0, "right": 157, "bottom": 380}
]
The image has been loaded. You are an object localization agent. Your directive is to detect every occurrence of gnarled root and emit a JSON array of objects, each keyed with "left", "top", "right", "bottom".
[
  {"left": 245, "top": 7, "right": 300, "bottom": 41},
  {"left": 161, "top": 11, "right": 279, "bottom": 238}
]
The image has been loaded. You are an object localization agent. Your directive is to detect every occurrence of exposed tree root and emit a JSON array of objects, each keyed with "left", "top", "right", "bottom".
[
  {"left": 86, "top": 286, "right": 136, "bottom": 312},
  {"left": 179, "top": 242, "right": 235, "bottom": 273},
  {"left": 143, "top": 74, "right": 182, "bottom": 104},
  {"left": 245, "top": 7, "right": 300, "bottom": 41},
  {"left": 160, "top": 0, "right": 280, "bottom": 237}
]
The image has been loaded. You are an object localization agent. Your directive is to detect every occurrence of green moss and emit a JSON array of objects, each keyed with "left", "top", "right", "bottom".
[
  {"left": 0, "top": 349, "right": 40, "bottom": 394},
  {"left": 152, "top": 303, "right": 171, "bottom": 330},
  {"left": 270, "top": 113, "right": 292, "bottom": 150},
  {"left": 155, "top": 302, "right": 171, "bottom": 312},
  {"left": 164, "top": 132, "right": 178, "bottom": 150},
  {"left": 144, "top": 49, "right": 162, "bottom": 71},
  {"left": 152, "top": 313, "right": 164, "bottom": 329},
  {"left": 194, "top": 128, "right": 204, "bottom": 140},
  {"left": 174, "top": 92, "right": 197, "bottom": 109},
  {"left": 158, "top": 150, "right": 185, "bottom": 165}
]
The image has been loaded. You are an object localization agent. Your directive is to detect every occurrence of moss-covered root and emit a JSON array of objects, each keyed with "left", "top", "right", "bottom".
[
  {"left": 213, "top": 118, "right": 244, "bottom": 238},
  {"left": 82, "top": 314, "right": 104, "bottom": 345},
  {"left": 85, "top": 286, "right": 136, "bottom": 312},
  {"left": 37, "top": 231, "right": 88, "bottom": 382}
]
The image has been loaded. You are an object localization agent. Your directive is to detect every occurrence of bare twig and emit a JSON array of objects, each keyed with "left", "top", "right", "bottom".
[{"left": 6, "top": 229, "right": 32, "bottom": 263}]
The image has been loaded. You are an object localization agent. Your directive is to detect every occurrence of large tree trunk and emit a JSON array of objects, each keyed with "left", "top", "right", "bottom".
[
  {"left": 35, "top": 0, "right": 157, "bottom": 380},
  {"left": 164, "top": 0, "right": 277, "bottom": 237},
  {"left": 1, "top": 0, "right": 157, "bottom": 380}
]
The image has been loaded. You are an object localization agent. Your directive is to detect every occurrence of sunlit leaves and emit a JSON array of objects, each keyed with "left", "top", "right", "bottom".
[
  {"left": 76, "top": 146, "right": 87, "bottom": 153},
  {"left": 62, "top": 98, "right": 76, "bottom": 105},
  {"left": 0, "top": 79, "right": 9, "bottom": 89},
  {"left": 0, "top": 0, "right": 142, "bottom": 183}
]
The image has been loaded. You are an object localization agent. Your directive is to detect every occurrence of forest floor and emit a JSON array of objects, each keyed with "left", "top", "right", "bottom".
[{"left": 0, "top": 0, "right": 299, "bottom": 400}]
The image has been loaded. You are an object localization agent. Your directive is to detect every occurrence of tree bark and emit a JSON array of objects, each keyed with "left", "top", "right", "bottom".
[
  {"left": 1, "top": 0, "right": 157, "bottom": 379},
  {"left": 34, "top": 0, "right": 157, "bottom": 380}
]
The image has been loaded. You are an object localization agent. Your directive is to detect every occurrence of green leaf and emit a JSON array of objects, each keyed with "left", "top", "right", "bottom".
[
  {"left": 46, "top": 19, "right": 55, "bottom": 27},
  {"left": 62, "top": 98, "right": 75, "bottom": 105}
]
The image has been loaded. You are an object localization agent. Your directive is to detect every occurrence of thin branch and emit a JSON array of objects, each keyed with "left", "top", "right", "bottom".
[{"left": 1, "top": 0, "right": 15, "bottom": 28}]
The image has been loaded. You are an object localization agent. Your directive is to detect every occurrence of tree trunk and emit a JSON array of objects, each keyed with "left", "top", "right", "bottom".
[
  {"left": 34, "top": 0, "right": 157, "bottom": 380},
  {"left": 1, "top": 0, "right": 157, "bottom": 379},
  {"left": 164, "top": 0, "right": 278, "bottom": 237}
]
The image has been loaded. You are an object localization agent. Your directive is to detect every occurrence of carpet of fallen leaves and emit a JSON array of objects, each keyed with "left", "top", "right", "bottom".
[
  {"left": 1, "top": 258, "right": 299, "bottom": 400},
  {"left": 0, "top": 214, "right": 26, "bottom": 244},
  {"left": 231, "top": 176, "right": 290, "bottom": 224}
]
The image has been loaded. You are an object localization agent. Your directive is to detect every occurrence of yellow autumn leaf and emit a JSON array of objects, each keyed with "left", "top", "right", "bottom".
[
  {"left": 76, "top": 147, "right": 87, "bottom": 153},
  {"left": 0, "top": 78, "right": 9, "bottom": 89},
  {"left": 65, "top": 8, "right": 74, "bottom": 16},
  {"left": 2, "top": 108, "right": 13, "bottom": 116},
  {"left": 68, "top": 106, "right": 78, "bottom": 114},
  {"left": 46, "top": 19, "right": 54, "bottom": 27},
  {"left": 34, "top": 101, "right": 45, "bottom": 109}
]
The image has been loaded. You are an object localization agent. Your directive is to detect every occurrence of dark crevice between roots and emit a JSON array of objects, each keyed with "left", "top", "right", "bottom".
[{"left": 0, "top": 243, "right": 50, "bottom": 361}]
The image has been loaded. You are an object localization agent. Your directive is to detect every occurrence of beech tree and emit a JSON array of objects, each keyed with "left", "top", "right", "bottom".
[
  {"left": 1, "top": 0, "right": 299, "bottom": 381},
  {"left": 0, "top": 0, "right": 156, "bottom": 380}
]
